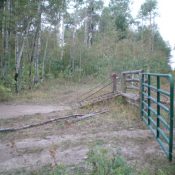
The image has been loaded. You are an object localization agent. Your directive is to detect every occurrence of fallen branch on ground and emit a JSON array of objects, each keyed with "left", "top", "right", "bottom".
[{"left": 0, "top": 110, "right": 109, "bottom": 133}]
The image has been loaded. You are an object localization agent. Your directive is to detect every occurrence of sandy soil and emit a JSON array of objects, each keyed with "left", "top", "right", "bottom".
[
  {"left": 0, "top": 129, "right": 166, "bottom": 173},
  {"left": 0, "top": 104, "right": 71, "bottom": 119}
]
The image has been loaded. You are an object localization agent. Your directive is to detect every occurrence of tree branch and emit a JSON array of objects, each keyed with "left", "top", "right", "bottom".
[{"left": 0, "top": 110, "right": 109, "bottom": 132}]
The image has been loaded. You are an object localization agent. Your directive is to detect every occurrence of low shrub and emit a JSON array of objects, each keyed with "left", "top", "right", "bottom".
[
  {"left": 0, "top": 84, "right": 12, "bottom": 101},
  {"left": 87, "top": 147, "right": 132, "bottom": 175}
]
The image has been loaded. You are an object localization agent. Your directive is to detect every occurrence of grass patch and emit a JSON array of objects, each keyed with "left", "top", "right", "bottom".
[
  {"left": 50, "top": 148, "right": 175, "bottom": 175},
  {"left": 29, "top": 147, "right": 133, "bottom": 175},
  {"left": 0, "top": 84, "right": 12, "bottom": 101},
  {"left": 86, "top": 147, "right": 132, "bottom": 175}
]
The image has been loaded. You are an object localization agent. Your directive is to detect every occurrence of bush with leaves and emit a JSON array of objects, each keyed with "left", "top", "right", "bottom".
[
  {"left": 0, "top": 84, "right": 12, "bottom": 101},
  {"left": 87, "top": 147, "right": 132, "bottom": 175}
]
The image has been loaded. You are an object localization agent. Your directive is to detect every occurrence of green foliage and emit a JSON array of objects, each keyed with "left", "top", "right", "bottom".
[
  {"left": 0, "top": 0, "right": 171, "bottom": 93},
  {"left": 7, "top": 147, "right": 174, "bottom": 175},
  {"left": 138, "top": 169, "right": 170, "bottom": 175},
  {"left": 48, "top": 148, "right": 133, "bottom": 175},
  {"left": 0, "top": 84, "right": 12, "bottom": 101},
  {"left": 157, "top": 170, "right": 167, "bottom": 175},
  {"left": 140, "top": 0, "right": 157, "bottom": 17},
  {"left": 115, "top": 96, "right": 126, "bottom": 105},
  {"left": 109, "top": 0, "right": 131, "bottom": 39},
  {"left": 51, "top": 165, "right": 67, "bottom": 175},
  {"left": 87, "top": 147, "right": 132, "bottom": 175},
  {"left": 99, "top": 7, "right": 115, "bottom": 33},
  {"left": 154, "top": 31, "right": 171, "bottom": 56}
]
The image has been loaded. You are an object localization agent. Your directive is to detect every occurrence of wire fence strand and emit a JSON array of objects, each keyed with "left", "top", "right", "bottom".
[
  {"left": 78, "top": 77, "right": 111, "bottom": 99},
  {"left": 79, "top": 81, "right": 113, "bottom": 103}
]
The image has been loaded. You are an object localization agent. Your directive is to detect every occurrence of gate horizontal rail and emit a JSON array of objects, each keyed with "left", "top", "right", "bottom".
[{"left": 140, "top": 73, "right": 174, "bottom": 161}]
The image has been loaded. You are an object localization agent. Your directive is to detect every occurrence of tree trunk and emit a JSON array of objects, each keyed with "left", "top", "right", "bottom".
[
  {"left": 84, "top": 16, "right": 88, "bottom": 46},
  {"left": 15, "top": 22, "right": 30, "bottom": 93},
  {"left": 33, "top": 0, "right": 41, "bottom": 84},
  {"left": 42, "top": 35, "right": 48, "bottom": 80},
  {"left": 60, "top": 14, "right": 65, "bottom": 60},
  {"left": 56, "top": 13, "right": 65, "bottom": 60},
  {"left": 29, "top": 28, "right": 38, "bottom": 89},
  {"left": 1, "top": 0, "right": 10, "bottom": 80},
  {"left": 71, "top": 26, "right": 77, "bottom": 73},
  {"left": 84, "top": 1, "right": 94, "bottom": 48},
  {"left": 149, "top": 12, "right": 153, "bottom": 52}
]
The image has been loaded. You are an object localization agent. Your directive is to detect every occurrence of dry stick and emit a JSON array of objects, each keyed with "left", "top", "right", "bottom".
[
  {"left": 74, "top": 110, "right": 109, "bottom": 122},
  {"left": 0, "top": 114, "right": 82, "bottom": 132},
  {"left": 0, "top": 110, "right": 109, "bottom": 133}
]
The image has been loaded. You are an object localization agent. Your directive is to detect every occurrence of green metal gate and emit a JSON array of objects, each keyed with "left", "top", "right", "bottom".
[{"left": 140, "top": 73, "right": 174, "bottom": 161}]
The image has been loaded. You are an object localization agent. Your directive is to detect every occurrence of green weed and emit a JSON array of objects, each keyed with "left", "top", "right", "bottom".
[
  {"left": 0, "top": 84, "right": 12, "bottom": 101},
  {"left": 87, "top": 147, "right": 133, "bottom": 175}
]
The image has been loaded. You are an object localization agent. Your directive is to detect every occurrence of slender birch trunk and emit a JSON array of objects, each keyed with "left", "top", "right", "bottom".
[
  {"left": 42, "top": 35, "right": 48, "bottom": 80},
  {"left": 15, "top": 22, "right": 30, "bottom": 93},
  {"left": 84, "top": 16, "right": 88, "bottom": 46},
  {"left": 33, "top": 0, "right": 41, "bottom": 84},
  {"left": 60, "top": 14, "right": 64, "bottom": 60},
  {"left": 1, "top": 0, "right": 10, "bottom": 80},
  {"left": 84, "top": 1, "right": 94, "bottom": 48},
  {"left": 71, "top": 26, "right": 77, "bottom": 73},
  {"left": 56, "top": 13, "right": 65, "bottom": 60}
]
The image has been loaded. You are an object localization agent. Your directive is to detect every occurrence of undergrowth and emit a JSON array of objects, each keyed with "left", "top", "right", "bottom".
[
  {"left": 45, "top": 147, "right": 133, "bottom": 175},
  {"left": 86, "top": 147, "right": 132, "bottom": 175},
  {"left": 44, "top": 147, "right": 172, "bottom": 175},
  {"left": 3, "top": 144, "right": 174, "bottom": 175},
  {"left": 0, "top": 84, "right": 12, "bottom": 101}
]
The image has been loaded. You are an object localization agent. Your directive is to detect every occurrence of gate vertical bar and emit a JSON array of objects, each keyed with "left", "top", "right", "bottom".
[
  {"left": 157, "top": 76, "right": 160, "bottom": 139},
  {"left": 169, "top": 74, "right": 174, "bottom": 161},
  {"left": 140, "top": 74, "right": 144, "bottom": 119},
  {"left": 140, "top": 73, "right": 174, "bottom": 161},
  {"left": 148, "top": 75, "right": 151, "bottom": 125}
]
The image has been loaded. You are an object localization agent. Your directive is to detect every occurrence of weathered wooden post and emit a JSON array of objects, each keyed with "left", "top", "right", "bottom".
[
  {"left": 121, "top": 73, "right": 126, "bottom": 93},
  {"left": 112, "top": 73, "right": 117, "bottom": 93}
]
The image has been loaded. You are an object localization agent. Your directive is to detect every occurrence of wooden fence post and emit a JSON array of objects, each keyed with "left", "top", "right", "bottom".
[
  {"left": 121, "top": 73, "right": 126, "bottom": 93},
  {"left": 112, "top": 73, "right": 117, "bottom": 93}
]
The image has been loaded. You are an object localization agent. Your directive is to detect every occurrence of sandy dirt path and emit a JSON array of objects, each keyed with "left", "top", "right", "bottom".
[
  {"left": 0, "top": 129, "right": 164, "bottom": 173},
  {"left": 0, "top": 104, "right": 71, "bottom": 119}
]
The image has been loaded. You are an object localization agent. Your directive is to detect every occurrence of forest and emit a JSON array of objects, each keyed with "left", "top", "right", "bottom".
[{"left": 0, "top": 0, "right": 171, "bottom": 94}]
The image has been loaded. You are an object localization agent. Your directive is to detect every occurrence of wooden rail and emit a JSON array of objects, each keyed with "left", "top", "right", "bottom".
[
  {"left": 122, "top": 69, "right": 143, "bottom": 74},
  {"left": 111, "top": 70, "right": 143, "bottom": 107},
  {"left": 80, "top": 70, "right": 143, "bottom": 108}
]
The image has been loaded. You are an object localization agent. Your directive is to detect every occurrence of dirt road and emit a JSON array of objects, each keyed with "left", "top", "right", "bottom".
[
  {"left": 0, "top": 104, "right": 71, "bottom": 119},
  {"left": 0, "top": 129, "right": 162, "bottom": 173}
]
